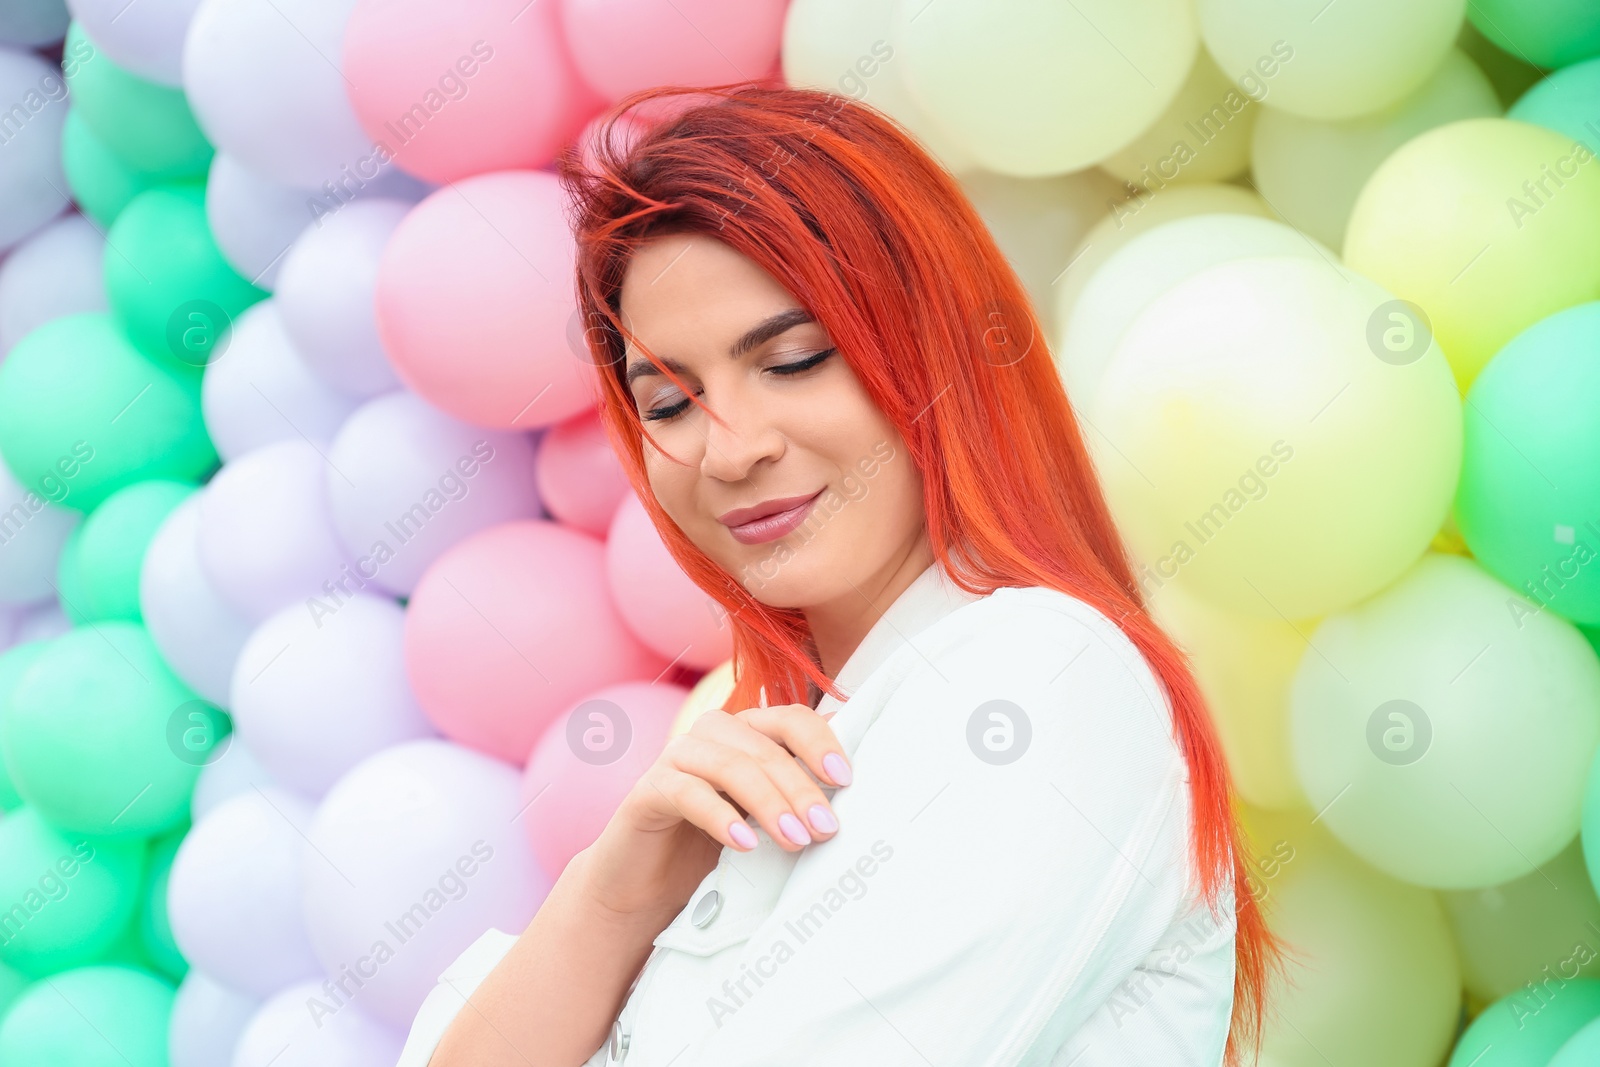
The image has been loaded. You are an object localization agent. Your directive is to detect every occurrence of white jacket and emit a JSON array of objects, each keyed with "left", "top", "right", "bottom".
[{"left": 396, "top": 561, "right": 1236, "bottom": 1066}]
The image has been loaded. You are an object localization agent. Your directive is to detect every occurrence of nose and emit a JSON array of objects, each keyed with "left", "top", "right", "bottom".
[{"left": 698, "top": 388, "right": 785, "bottom": 483}]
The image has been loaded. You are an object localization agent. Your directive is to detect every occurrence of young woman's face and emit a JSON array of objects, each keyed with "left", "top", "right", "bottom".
[{"left": 617, "top": 232, "right": 926, "bottom": 610}]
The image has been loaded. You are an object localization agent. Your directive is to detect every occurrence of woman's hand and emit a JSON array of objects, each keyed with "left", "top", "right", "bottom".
[{"left": 580, "top": 703, "right": 853, "bottom": 921}]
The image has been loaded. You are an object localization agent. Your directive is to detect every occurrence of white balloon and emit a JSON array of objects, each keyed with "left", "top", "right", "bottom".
[
  {"left": 231, "top": 978, "right": 403, "bottom": 1067},
  {"left": 170, "top": 968, "right": 260, "bottom": 1067},
  {"left": 326, "top": 391, "right": 542, "bottom": 597},
  {"left": 201, "top": 300, "right": 358, "bottom": 462},
  {"left": 191, "top": 736, "right": 284, "bottom": 823},
  {"left": 0, "top": 212, "right": 108, "bottom": 357},
  {"left": 0, "top": 0, "right": 67, "bottom": 49},
  {"left": 0, "top": 459, "right": 78, "bottom": 606},
  {"left": 197, "top": 438, "right": 357, "bottom": 621},
  {"left": 65, "top": 0, "right": 201, "bottom": 85},
  {"left": 140, "top": 493, "right": 254, "bottom": 706},
  {"left": 204, "top": 153, "right": 313, "bottom": 291},
  {"left": 0, "top": 47, "right": 70, "bottom": 252},
  {"left": 301, "top": 739, "right": 550, "bottom": 1029},
  {"left": 183, "top": 0, "right": 378, "bottom": 189},
  {"left": 230, "top": 594, "right": 437, "bottom": 797},
  {"left": 168, "top": 786, "right": 324, "bottom": 997},
  {"left": 276, "top": 198, "right": 409, "bottom": 399}
]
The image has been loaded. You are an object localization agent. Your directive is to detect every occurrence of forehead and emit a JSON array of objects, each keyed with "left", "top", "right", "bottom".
[{"left": 619, "top": 233, "right": 797, "bottom": 343}]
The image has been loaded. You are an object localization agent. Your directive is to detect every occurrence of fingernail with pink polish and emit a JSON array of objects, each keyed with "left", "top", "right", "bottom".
[
  {"left": 729, "top": 820, "right": 758, "bottom": 850},
  {"left": 778, "top": 812, "right": 811, "bottom": 846},
  {"left": 823, "top": 752, "right": 852, "bottom": 787}
]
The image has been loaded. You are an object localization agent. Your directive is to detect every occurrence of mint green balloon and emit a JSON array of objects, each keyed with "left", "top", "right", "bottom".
[
  {"left": 104, "top": 184, "right": 266, "bottom": 368},
  {"left": 60, "top": 109, "right": 163, "bottom": 230},
  {"left": 0, "top": 964, "right": 174, "bottom": 1066},
  {"left": 1450, "top": 978, "right": 1600, "bottom": 1065},
  {"left": 0, "top": 642, "right": 50, "bottom": 813},
  {"left": 1553, "top": 1016, "right": 1600, "bottom": 1066},
  {"left": 1468, "top": 0, "right": 1600, "bottom": 70},
  {"left": 54, "top": 527, "right": 91, "bottom": 627},
  {"left": 2, "top": 623, "right": 205, "bottom": 838},
  {"left": 0, "top": 314, "right": 216, "bottom": 513},
  {"left": 1510, "top": 57, "right": 1600, "bottom": 154},
  {"left": 0, "top": 808, "right": 145, "bottom": 977},
  {"left": 73, "top": 480, "right": 196, "bottom": 623},
  {"left": 1455, "top": 302, "right": 1600, "bottom": 627},
  {"left": 61, "top": 21, "right": 211, "bottom": 178},
  {"left": 0, "top": 959, "right": 26, "bottom": 1024},
  {"left": 135, "top": 820, "right": 188, "bottom": 982}
]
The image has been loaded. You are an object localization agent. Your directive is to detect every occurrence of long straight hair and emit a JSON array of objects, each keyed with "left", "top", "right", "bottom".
[{"left": 556, "top": 81, "right": 1285, "bottom": 1067}]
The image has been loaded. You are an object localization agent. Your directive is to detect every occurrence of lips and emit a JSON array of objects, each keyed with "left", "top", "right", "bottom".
[
  {"left": 719, "top": 489, "right": 824, "bottom": 546},
  {"left": 717, "top": 491, "right": 822, "bottom": 528}
]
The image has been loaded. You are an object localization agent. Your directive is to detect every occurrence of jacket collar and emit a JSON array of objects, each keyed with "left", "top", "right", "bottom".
[{"left": 829, "top": 558, "right": 987, "bottom": 699}]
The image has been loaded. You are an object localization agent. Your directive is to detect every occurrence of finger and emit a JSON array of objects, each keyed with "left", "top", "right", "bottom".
[
  {"left": 731, "top": 703, "right": 852, "bottom": 790},
  {"left": 649, "top": 765, "right": 761, "bottom": 852},
  {"left": 666, "top": 732, "right": 832, "bottom": 851}
]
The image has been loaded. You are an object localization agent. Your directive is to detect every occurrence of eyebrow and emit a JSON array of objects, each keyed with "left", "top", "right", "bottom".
[{"left": 624, "top": 307, "right": 816, "bottom": 389}]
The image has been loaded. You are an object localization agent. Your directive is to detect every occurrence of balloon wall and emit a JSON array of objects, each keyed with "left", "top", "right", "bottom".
[{"left": 0, "top": 0, "right": 1596, "bottom": 1064}]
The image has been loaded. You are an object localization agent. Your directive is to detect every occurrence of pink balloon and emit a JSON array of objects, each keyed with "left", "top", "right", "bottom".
[
  {"left": 375, "top": 170, "right": 600, "bottom": 429},
  {"left": 343, "top": 0, "right": 603, "bottom": 184},
  {"left": 536, "top": 409, "right": 630, "bottom": 538},
  {"left": 521, "top": 680, "right": 687, "bottom": 878},
  {"left": 606, "top": 493, "right": 733, "bottom": 670},
  {"left": 404, "top": 519, "right": 667, "bottom": 763},
  {"left": 559, "top": 0, "right": 788, "bottom": 103}
]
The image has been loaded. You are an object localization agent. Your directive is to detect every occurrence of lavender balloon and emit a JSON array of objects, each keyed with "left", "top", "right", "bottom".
[
  {"left": 275, "top": 198, "right": 410, "bottom": 399},
  {"left": 167, "top": 786, "right": 323, "bottom": 997},
  {"left": 0, "top": 213, "right": 108, "bottom": 357},
  {"left": 190, "top": 736, "right": 281, "bottom": 823},
  {"left": 232, "top": 977, "right": 404, "bottom": 1067},
  {"left": 200, "top": 300, "right": 358, "bottom": 461},
  {"left": 169, "top": 969, "right": 259, "bottom": 1067},
  {"left": 325, "top": 391, "right": 542, "bottom": 597},
  {"left": 0, "top": 47, "right": 70, "bottom": 252},
  {"left": 301, "top": 739, "right": 551, "bottom": 1029},
  {"left": 139, "top": 493, "right": 253, "bottom": 706},
  {"left": 197, "top": 438, "right": 358, "bottom": 621},
  {"left": 230, "top": 593, "right": 437, "bottom": 796}
]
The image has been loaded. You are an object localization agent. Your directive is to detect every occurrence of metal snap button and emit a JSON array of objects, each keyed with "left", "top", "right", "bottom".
[
  {"left": 609, "top": 1018, "right": 629, "bottom": 1063},
  {"left": 691, "top": 888, "right": 722, "bottom": 928}
]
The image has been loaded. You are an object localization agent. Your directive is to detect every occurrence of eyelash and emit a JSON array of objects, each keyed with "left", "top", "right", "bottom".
[{"left": 641, "top": 348, "right": 838, "bottom": 423}]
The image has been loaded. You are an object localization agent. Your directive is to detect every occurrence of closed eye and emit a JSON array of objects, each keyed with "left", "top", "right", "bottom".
[{"left": 641, "top": 348, "right": 838, "bottom": 423}]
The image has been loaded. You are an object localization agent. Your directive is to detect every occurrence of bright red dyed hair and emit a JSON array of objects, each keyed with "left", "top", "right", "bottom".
[{"left": 556, "top": 81, "right": 1286, "bottom": 1067}]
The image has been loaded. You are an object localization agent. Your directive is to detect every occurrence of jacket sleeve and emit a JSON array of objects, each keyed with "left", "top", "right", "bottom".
[
  {"left": 394, "top": 926, "right": 609, "bottom": 1067},
  {"left": 672, "top": 596, "right": 1201, "bottom": 1067}
]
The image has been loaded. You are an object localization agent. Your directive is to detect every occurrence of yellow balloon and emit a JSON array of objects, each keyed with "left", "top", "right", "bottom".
[
  {"left": 1100, "top": 47, "right": 1257, "bottom": 188},
  {"left": 669, "top": 658, "right": 736, "bottom": 739},
  {"left": 781, "top": 0, "right": 977, "bottom": 175},
  {"left": 1251, "top": 48, "right": 1500, "bottom": 251},
  {"left": 1198, "top": 0, "right": 1465, "bottom": 121},
  {"left": 893, "top": 0, "right": 1198, "bottom": 176},
  {"left": 1091, "top": 255, "right": 1461, "bottom": 619},
  {"left": 959, "top": 166, "right": 1127, "bottom": 342},
  {"left": 1238, "top": 803, "right": 1462, "bottom": 1067},
  {"left": 1055, "top": 182, "right": 1272, "bottom": 330},
  {"left": 1145, "top": 580, "right": 1313, "bottom": 811},
  {"left": 1056, "top": 213, "right": 1334, "bottom": 410},
  {"left": 1344, "top": 117, "right": 1600, "bottom": 391}
]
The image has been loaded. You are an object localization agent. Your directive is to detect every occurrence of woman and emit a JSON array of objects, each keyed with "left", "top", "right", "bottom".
[{"left": 400, "top": 82, "right": 1284, "bottom": 1067}]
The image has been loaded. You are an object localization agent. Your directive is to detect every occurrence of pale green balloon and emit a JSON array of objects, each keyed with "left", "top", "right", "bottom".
[
  {"left": 1251, "top": 47, "right": 1500, "bottom": 251},
  {"left": 1057, "top": 214, "right": 1335, "bottom": 410},
  {"left": 0, "top": 642, "right": 50, "bottom": 813},
  {"left": 1090, "top": 255, "right": 1461, "bottom": 620},
  {"left": 1099, "top": 47, "right": 1258, "bottom": 188},
  {"left": 1238, "top": 804, "right": 1462, "bottom": 1067},
  {"left": 1197, "top": 0, "right": 1464, "bottom": 121},
  {"left": 1055, "top": 182, "right": 1273, "bottom": 330},
  {"left": 0, "top": 964, "right": 174, "bottom": 1065},
  {"left": 72, "top": 480, "right": 197, "bottom": 623},
  {"left": 1450, "top": 978, "right": 1600, "bottom": 1066},
  {"left": 135, "top": 820, "right": 189, "bottom": 982},
  {"left": 1440, "top": 836, "right": 1600, "bottom": 1002},
  {"left": 1345, "top": 117, "right": 1600, "bottom": 393},
  {"left": 892, "top": 0, "right": 1198, "bottom": 176},
  {"left": 1290, "top": 553, "right": 1600, "bottom": 889},
  {"left": 1552, "top": 1017, "right": 1600, "bottom": 1067}
]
